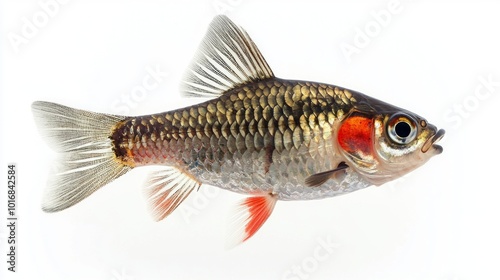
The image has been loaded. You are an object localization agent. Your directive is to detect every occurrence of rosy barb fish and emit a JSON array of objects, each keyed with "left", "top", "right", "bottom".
[{"left": 32, "top": 16, "right": 444, "bottom": 245}]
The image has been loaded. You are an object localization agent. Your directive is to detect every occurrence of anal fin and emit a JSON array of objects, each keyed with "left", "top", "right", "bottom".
[
  {"left": 144, "top": 167, "right": 201, "bottom": 221},
  {"left": 228, "top": 193, "right": 277, "bottom": 247}
]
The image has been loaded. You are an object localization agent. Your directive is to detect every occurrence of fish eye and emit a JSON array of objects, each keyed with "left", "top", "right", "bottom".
[{"left": 387, "top": 114, "right": 417, "bottom": 144}]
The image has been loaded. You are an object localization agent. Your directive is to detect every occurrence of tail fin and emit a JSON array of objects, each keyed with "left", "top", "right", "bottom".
[{"left": 31, "top": 101, "right": 132, "bottom": 212}]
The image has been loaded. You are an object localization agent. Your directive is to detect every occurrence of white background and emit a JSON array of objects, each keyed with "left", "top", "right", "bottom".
[{"left": 1, "top": 0, "right": 500, "bottom": 279}]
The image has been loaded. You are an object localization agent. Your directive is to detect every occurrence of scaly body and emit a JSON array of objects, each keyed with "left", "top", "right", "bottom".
[
  {"left": 32, "top": 16, "right": 444, "bottom": 245},
  {"left": 112, "top": 79, "right": 370, "bottom": 200}
]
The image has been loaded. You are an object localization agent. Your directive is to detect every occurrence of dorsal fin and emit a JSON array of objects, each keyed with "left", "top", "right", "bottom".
[{"left": 181, "top": 15, "right": 274, "bottom": 98}]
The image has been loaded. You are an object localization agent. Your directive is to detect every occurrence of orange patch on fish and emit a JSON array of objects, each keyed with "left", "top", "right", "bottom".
[
  {"left": 337, "top": 115, "right": 374, "bottom": 156},
  {"left": 116, "top": 148, "right": 136, "bottom": 167}
]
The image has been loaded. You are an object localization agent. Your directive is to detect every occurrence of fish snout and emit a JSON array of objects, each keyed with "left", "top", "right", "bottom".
[{"left": 421, "top": 128, "right": 445, "bottom": 154}]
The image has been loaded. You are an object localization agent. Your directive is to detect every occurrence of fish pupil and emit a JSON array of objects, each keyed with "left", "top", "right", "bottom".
[{"left": 395, "top": 121, "right": 411, "bottom": 138}]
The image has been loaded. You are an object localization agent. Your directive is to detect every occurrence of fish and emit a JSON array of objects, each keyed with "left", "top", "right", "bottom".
[{"left": 31, "top": 15, "right": 445, "bottom": 245}]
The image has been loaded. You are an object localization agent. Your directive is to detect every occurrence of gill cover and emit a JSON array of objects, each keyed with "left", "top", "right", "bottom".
[{"left": 337, "top": 112, "right": 377, "bottom": 170}]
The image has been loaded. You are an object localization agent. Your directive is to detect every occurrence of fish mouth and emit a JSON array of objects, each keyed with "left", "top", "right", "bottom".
[{"left": 421, "top": 129, "right": 445, "bottom": 154}]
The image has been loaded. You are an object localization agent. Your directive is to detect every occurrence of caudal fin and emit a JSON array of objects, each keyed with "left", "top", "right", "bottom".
[{"left": 32, "top": 101, "right": 132, "bottom": 212}]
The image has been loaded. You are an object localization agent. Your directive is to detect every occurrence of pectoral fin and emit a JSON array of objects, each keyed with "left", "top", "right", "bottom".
[
  {"left": 227, "top": 193, "right": 277, "bottom": 248},
  {"left": 144, "top": 167, "right": 201, "bottom": 221},
  {"left": 305, "top": 162, "right": 349, "bottom": 187}
]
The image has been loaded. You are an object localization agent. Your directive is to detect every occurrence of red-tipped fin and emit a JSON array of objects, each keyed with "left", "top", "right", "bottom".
[
  {"left": 144, "top": 167, "right": 201, "bottom": 221},
  {"left": 227, "top": 194, "right": 277, "bottom": 248}
]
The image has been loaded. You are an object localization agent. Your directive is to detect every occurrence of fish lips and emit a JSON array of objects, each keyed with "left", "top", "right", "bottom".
[{"left": 421, "top": 128, "right": 445, "bottom": 154}]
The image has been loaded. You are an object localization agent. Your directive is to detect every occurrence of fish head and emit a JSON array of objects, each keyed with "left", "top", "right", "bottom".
[{"left": 336, "top": 98, "right": 445, "bottom": 186}]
